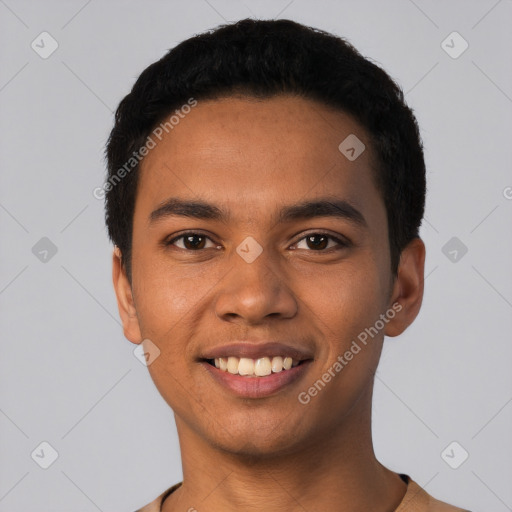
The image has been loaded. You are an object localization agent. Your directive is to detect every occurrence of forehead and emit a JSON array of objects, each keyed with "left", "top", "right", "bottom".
[{"left": 136, "top": 95, "right": 382, "bottom": 226}]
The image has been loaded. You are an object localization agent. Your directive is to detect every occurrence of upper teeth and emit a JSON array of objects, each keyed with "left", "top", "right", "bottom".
[{"left": 214, "top": 356, "right": 299, "bottom": 376}]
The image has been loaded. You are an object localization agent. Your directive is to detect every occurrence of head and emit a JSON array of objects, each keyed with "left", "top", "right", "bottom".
[{"left": 106, "top": 19, "right": 426, "bottom": 457}]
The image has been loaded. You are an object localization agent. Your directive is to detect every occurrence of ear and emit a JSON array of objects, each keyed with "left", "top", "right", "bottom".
[
  {"left": 384, "top": 237, "right": 426, "bottom": 337},
  {"left": 112, "top": 246, "right": 142, "bottom": 344}
]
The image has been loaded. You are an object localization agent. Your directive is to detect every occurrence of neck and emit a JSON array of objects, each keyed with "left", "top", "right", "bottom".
[{"left": 163, "top": 383, "right": 406, "bottom": 512}]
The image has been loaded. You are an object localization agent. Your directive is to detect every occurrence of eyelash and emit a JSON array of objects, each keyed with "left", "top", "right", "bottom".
[{"left": 164, "top": 231, "right": 350, "bottom": 252}]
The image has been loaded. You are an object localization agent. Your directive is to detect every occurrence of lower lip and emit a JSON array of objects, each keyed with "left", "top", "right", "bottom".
[{"left": 201, "top": 361, "right": 312, "bottom": 398}]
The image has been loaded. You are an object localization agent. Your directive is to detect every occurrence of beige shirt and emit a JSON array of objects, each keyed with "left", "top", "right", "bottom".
[{"left": 134, "top": 474, "right": 470, "bottom": 511}]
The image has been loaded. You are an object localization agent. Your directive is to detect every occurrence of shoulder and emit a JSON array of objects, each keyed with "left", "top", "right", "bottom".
[
  {"left": 396, "top": 476, "right": 470, "bottom": 512},
  {"left": 133, "top": 482, "right": 182, "bottom": 512}
]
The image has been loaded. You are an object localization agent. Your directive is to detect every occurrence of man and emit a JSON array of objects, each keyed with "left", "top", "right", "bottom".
[{"left": 104, "top": 18, "right": 469, "bottom": 512}]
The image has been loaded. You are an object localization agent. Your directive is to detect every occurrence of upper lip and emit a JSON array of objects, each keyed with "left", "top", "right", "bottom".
[{"left": 200, "top": 342, "right": 314, "bottom": 361}]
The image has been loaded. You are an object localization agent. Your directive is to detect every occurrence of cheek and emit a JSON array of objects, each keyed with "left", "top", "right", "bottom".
[
  {"left": 136, "top": 270, "right": 204, "bottom": 410},
  {"left": 133, "top": 252, "right": 202, "bottom": 322},
  {"left": 131, "top": 269, "right": 195, "bottom": 368},
  {"left": 308, "top": 260, "right": 385, "bottom": 334},
  {"left": 299, "top": 269, "right": 385, "bottom": 408},
  {"left": 131, "top": 254, "right": 227, "bottom": 377}
]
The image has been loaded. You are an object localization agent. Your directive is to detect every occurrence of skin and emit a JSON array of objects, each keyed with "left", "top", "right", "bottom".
[{"left": 113, "top": 95, "right": 425, "bottom": 511}]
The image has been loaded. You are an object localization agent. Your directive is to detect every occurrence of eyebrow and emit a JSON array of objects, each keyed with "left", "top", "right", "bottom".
[{"left": 149, "top": 197, "right": 368, "bottom": 228}]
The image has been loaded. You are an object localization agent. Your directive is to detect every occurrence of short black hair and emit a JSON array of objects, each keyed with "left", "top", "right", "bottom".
[{"left": 104, "top": 18, "right": 426, "bottom": 283}]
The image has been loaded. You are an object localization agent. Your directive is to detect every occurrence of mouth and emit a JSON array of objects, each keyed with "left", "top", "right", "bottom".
[
  {"left": 200, "top": 356, "right": 313, "bottom": 398},
  {"left": 199, "top": 341, "right": 314, "bottom": 398}
]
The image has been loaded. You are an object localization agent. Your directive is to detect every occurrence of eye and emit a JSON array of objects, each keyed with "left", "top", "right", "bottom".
[
  {"left": 293, "top": 232, "right": 349, "bottom": 251},
  {"left": 164, "top": 231, "right": 350, "bottom": 252},
  {"left": 165, "top": 232, "right": 219, "bottom": 251}
]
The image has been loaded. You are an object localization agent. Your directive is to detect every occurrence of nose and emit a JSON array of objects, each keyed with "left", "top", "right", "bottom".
[{"left": 214, "top": 246, "right": 298, "bottom": 325}]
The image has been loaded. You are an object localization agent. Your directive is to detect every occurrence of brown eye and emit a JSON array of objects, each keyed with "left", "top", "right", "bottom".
[
  {"left": 294, "top": 233, "right": 349, "bottom": 251},
  {"left": 182, "top": 234, "right": 206, "bottom": 250},
  {"left": 305, "top": 234, "right": 329, "bottom": 250},
  {"left": 166, "top": 232, "right": 217, "bottom": 250}
]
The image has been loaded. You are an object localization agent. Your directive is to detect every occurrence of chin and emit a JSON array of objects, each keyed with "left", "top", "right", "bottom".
[{"left": 204, "top": 413, "right": 312, "bottom": 460}]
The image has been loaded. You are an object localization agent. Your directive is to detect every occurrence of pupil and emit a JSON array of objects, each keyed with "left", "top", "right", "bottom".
[
  {"left": 185, "top": 235, "right": 204, "bottom": 249},
  {"left": 308, "top": 235, "right": 327, "bottom": 250}
]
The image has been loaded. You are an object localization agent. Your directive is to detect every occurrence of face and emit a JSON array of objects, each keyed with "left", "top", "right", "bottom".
[{"left": 113, "top": 95, "right": 424, "bottom": 457}]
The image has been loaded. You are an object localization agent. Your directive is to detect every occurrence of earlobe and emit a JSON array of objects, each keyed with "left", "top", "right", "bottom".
[
  {"left": 384, "top": 237, "right": 426, "bottom": 338},
  {"left": 112, "top": 246, "right": 142, "bottom": 344}
]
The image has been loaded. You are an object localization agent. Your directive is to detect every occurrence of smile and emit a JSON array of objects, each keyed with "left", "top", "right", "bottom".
[{"left": 208, "top": 356, "right": 301, "bottom": 377}]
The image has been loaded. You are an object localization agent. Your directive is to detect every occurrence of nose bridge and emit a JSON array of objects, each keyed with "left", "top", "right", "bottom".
[{"left": 214, "top": 238, "right": 297, "bottom": 322}]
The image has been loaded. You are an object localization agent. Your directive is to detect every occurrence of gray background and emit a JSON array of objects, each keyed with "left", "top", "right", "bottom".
[{"left": 1, "top": 0, "right": 511, "bottom": 510}]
